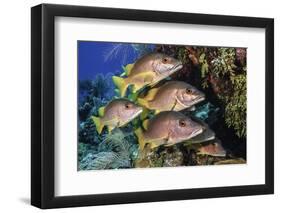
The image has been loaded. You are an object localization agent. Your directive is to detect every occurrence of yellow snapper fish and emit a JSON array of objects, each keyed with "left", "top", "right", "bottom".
[
  {"left": 137, "top": 81, "right": 205, "bottom": 114},
  {"left": 112, "top": 53, "right": 183, "bottom": 97},
  {"left": 135, "top": 111, "right": 204, "bottom": 150},
  {"left": 92, "top": 99, "right": 143, "bottom": 134}
]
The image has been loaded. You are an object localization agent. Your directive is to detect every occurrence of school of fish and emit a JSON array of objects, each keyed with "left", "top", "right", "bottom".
[{"left": 92, "top": 52, "right": 225, "bottom": 156}]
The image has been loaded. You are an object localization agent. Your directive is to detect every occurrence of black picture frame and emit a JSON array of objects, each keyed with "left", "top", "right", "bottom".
[{"left": 31, "top": 3, "right": 274, "bottom": 209}]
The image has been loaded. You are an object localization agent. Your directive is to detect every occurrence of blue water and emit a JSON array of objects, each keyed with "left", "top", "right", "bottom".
[{"left": 78, "top": 41, "right": 154, "bottom": 81}]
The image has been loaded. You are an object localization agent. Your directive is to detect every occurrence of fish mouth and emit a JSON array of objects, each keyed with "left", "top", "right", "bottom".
[
  {"left": 178, "top": 127, "right": 203, "bottom": 144},
  {"left": 162, "top": 63, "right": 183, "bottom": 77},
  {"left": 188, "top": 128, "right": 215, "bottom": 144},
  {"left": 161, "top": 63, "right": 183, "bottom": 80},
  {"left": 190, "top": 127, "right": 204, "bottom": 139},
  {"left": 191, "top": 95, "right": 205, "bottom": 105},
  {"left": 176, "top": 95, "right": 205, "bottom": 109},
  {"left": 170, "top": 63, "right": 183, "bottom": 73}
]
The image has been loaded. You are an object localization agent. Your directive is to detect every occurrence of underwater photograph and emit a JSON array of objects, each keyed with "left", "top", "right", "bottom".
[{"left": 78, "top": 41, "right": 247, "bottom": 170}]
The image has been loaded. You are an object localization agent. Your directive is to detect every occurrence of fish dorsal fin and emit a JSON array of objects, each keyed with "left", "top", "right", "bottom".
[
  {"left": 123, "top": 63, "right": 134, "bottom": 76},
  {"left": 145, "top": 87, "right": 159, "bottom": 101},
  {"left": 142, "top": 119, "right": 150, "bottom": 130},
  {"left": 98, "top": 106, "right": 105, "bottom": 117}
]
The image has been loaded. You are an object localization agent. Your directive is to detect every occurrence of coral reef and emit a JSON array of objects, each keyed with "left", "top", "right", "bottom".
[
  {"left": 190, "top": 47, "right": 247, "bottom": 138},
  {"left": 134, "top": 141, "right": 245, "bottom": 168},
  {"left": 224, "top": 74, "right": 246, "bottom": 137},
  {"left": 134, "top": 146, "right": 184, "bottom": 168},
  {"left": 78, "top": 73, "right": 115, "bottom": 144}
]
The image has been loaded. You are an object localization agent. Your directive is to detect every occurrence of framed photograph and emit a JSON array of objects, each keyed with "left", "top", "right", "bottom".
[{"left": 31, "top": 4, "right": 274, "bottom": 209}]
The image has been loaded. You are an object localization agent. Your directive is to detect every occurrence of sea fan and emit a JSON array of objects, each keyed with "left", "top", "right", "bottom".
[
  {"left": 79, "top": 129, "right": 137, "bottom": 170},
  {"left": 103, "top": 43, "right": 135, "bottom": 64},
  {"left": 103, "top": 43, "right": 154, "bottom": 64},
  {"left": 102, "top": 129, "right": 131, "bottom": 151},
  {"left": 79, "top": 152, "right": 119, "bottom": 170}
]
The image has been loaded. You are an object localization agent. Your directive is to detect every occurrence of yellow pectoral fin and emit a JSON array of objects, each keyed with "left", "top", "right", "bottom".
[
  {"left": 144, "top": 75, "right": 154, "bottom": 84},
  {"left": 146, "top": 136, "right": 167, "bottom": 149},
  {"left": 104, "top": 117, "right": 119, "bottom": 126},
  {"left": 103, "top": 118, "right": 119, "bottom": 134},
  {"left": 131, "top": 72, "right": 155, "bottom": 93},
  {"left": 144, "top": 87, "right": 159, "bottom": 101},
  {"left": 166, "top": 133, "right": 177, "bottom": 146},
  {"left": 135, "top": 71, "right": 155, "bottom": 82}
]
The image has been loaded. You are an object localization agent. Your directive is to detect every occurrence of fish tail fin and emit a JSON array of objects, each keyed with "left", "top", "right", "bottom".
[
  {"left": 137, "top": 97, "right": 149, "bottom": 108},
  {"left": 92, "top": 116, "right": 104, "bottom": 134},
  {"left": 135, "top": 128, "right": 146, "bottom": 151},
  {"left": 112, "top": 76, "right": 128, "bottom": 97}
]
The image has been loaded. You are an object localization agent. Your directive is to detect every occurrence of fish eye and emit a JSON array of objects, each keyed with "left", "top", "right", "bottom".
[
  {"left": 186, "top": 88, "right": 193, "bottom": 94},
  {"left": 125, "top": 103, "right": 132, "bottom": 109},
  {"left": 162, "top": 58, "right": 168, "bottom": 63},
  {"left": 179, "top": 119, "right": 186, "bottom": 127}
]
